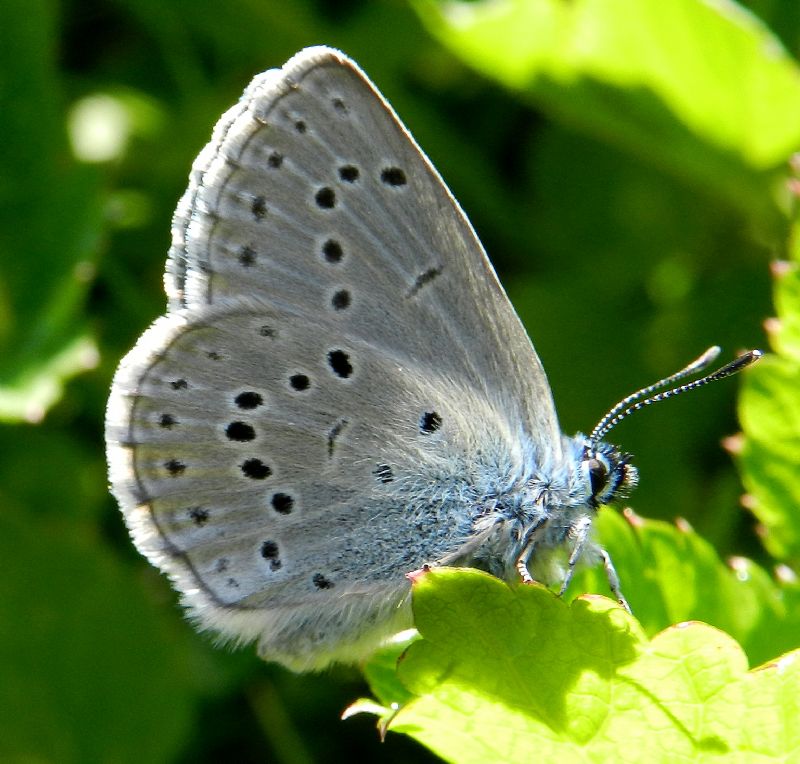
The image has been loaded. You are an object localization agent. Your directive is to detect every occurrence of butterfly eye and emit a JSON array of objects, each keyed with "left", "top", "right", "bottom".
[{"left": 586, "top": 458, "right": 608, "bottom": 497}]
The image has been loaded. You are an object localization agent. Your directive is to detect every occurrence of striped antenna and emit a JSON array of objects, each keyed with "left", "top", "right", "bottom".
[{"left": 588, "top": 348, "right": 762, "bottom": 448}]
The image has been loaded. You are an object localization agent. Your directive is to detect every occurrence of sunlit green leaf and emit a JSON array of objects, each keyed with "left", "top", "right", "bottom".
[
  {"left": 368, "top": 568, "right": 800, "bottom": 762},
  {"left": 415, "top": 0, "right": 800, "bottom": 227}
]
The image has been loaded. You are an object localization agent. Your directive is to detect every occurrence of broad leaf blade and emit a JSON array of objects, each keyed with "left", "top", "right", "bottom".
[{"left": 370, "top": 568, "right": 800, "bottom": 762}]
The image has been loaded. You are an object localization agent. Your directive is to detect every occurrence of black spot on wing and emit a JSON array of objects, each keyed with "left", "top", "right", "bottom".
[{"left": 407, "top": 266, "right": 443, "bottom": 298}]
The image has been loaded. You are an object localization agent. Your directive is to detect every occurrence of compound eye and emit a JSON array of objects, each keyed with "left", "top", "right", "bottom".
[{"left": 586, "top": 458, "right": 608, "bottom": 497}]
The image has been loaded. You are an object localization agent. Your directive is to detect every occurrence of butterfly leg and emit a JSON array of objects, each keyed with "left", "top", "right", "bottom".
[
  {"left": 515, "top": 538, "right": 536, "bottom": 584},
  {"left": 558, "top": 516, "right": 592, "bottom": 598},
  {"left": 515, "top": 517, "right": 548, "bottom": 584},
  {"left": 599, "top": 547, "right": 631, "bottom": 613}
]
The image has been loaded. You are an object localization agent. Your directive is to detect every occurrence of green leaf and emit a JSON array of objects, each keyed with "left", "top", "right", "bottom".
[
  {"left": 361, "top": 631, "right": 420, "bottom": 710},
  {"left": 415, "top": 0, "right": 800, "bottom": 228},
  {"left": 571, "top": 509, "right": 800, "bottom": 668},
  {"left": 343, "top": 634, "right": 420, "bottom": 733},
  {"left": 737, "top": 164, "right": 800, "bottom": 564},
  {"left": 738, "top": 258, "right": 800, "bottom": 562},
  {"left": 371, "top": 568, "right": 800, "bottom": 762}
]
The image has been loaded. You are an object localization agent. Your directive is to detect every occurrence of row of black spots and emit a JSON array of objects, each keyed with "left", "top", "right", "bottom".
[
  {"left": 240, "top": 237, "right": 347, "bottom": 269},
  {"left": 238, "top": 219, "right": 354, "bottom": 314},
  {"left": 336, "top": 162, "right": 407, "bottom": 188},
  {"left": 241, "top": 158, "right": 402, "bottom": 258},
  {"left": 420, "top": 411, "right": 442, "bottom": 434},
  {"left": 170, "top": 379, "right": 188, "bottom": 390},
  {"left": 287, "top": 350, "right": 354, "bottom": 399},
  {"left": 318, "top": 219, "right": 351, "bottom": 313},
  {"left": 315, "top": 164, "right": 406, "bottom": 214},
  {"left": 250, "top": 151, "right": 354, "bottom": 220},
  {"left": 260, "top": 540, "right": 282, "bottom": 571},
  {"left": 284, "top": 350, "right": 353, "bottom": 405},
  {"left": 241, "top": 234, "right": 350, "bottom": 312},
  {"left": 244, "top": 148, "right": 284, "bottom": 224},
  {"left": 315, "top": 166, "right": 406, "bottom": 210},
  {"left": 373, "top": 464, "right": 394, "bottom": 484},
  {"left": 315, "top": 165, "right": 404, "bottom": 296}
]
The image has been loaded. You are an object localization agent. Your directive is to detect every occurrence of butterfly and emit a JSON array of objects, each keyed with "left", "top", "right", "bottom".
[{"left": 105, "top": 47, "right": 760, "bottom": 671}]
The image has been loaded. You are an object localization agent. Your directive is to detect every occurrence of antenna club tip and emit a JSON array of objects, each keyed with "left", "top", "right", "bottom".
[
  {"left": 716, "top": 349, "right": 762, "bottom": 377},
  {"left": 740, "top": 349, "right": 764, "bottom": 366}
]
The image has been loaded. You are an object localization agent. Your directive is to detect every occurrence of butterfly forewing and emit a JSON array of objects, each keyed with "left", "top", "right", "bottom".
[{"left": 167, "top": 47, "right": 560, "bottom": 444}]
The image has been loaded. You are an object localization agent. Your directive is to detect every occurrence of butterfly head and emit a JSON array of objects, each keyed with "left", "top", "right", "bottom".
[{"left": 578, "top": 440, "right": 637, "bottom": 509}]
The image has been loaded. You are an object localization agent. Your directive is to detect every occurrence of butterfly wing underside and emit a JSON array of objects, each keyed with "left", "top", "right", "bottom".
[{"left": 106, "top": 47, "right": 563, "bottom": 668}]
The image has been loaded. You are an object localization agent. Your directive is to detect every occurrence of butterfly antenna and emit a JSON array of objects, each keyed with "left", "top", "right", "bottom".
[
  {"left": 588, "top": 348, "right": 762, "bottom": 448},
  {"left": 593, "top": 345, "right": 721, "bottom": 429}
]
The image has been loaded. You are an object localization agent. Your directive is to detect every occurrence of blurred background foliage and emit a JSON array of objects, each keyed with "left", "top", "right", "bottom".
[{"left": 1, "top": 0, "right": 798, "bottom": 761}]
